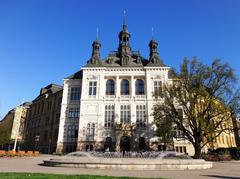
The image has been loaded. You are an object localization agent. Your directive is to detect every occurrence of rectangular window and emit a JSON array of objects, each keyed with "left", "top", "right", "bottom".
[
  {"left": 88, "top": 81, "right": 97, "bottom": 96},
  {"left": 47, "top": 102, "right": 52, "bottom": 111},
  {"left": 120, "top": 105, "right": 131, "bottom": 123},
  {"left": 44, "top": 130, "right": 48, "bottom": 141},
  {"left": 58, "top": 97, "right": 62, "bottom": 106},
  {"left": 86, "top": 123, "right": 95, "bottom": 141},
  {"left": 54, "top": 128, "right": 58, "bottom": 140},
  {"left": 104, "top": 105, "right": 115, "bottom": 128},
  {"left": 176, "top": 130, "right": 184, "bottom": 138},
  {"left": 70, "top": 87, "right": 81, "bottom": 101},
  {"left": 67, "top": 125, "right": 78, "bottom": 139},
  {"left": 154, "top": 81, "right": 162, "bottom": 96},
  {"left": 178, "top": 109, "right": 183, "bottom": 120},
  {"left": 136, "top": 105, "right": 146, "bottom": 129},
  {"left": 68, "top": 108, "right": 79, "bottom": 118},
  {"left": 41, "top": 102, "right": 44, "bottom": 113}
]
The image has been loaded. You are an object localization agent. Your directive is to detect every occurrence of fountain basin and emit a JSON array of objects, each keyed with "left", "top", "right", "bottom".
[{"left": 43, "top": 152, "right": 212, "bottom": 170}]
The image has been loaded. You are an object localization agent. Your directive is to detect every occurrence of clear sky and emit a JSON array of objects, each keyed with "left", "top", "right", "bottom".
[{"left": 0, "top": 0, "right": 240, "bottom": 119}]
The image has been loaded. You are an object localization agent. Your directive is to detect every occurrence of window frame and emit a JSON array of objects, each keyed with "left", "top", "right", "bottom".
[
  {"left": 68, "top": 108, "right": 80, "bottom": 118},
  {"left": 153, "top": 80, "right": 163, "bottom": 96},
  {"left": 121, "top": 79, "right": 130, "bottom": 95},
  {"left": 135, "top": 79, "right": 145, "bottom": 95},
  {"left": 136, "top": 105, "right": 147, "bottom": 129},
  {"left": 88, "top": 81, "right": 97, "bottom": 96},
  {"left": 104, "top": 105, "right": 115, "bottom": 128},
  {"left": 120, "top": 104, "right": 131, "bottom": 123},
  {"left": 70, "top": 87, "right": 81, "bottom": 101},
  {"left": 106, "top": 79, "right": 115, "bottom": 95}
]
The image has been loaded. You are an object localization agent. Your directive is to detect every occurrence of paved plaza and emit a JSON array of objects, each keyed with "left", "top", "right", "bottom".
[{"left": 0, "top": 155, "right": 239, "bottom": 179}]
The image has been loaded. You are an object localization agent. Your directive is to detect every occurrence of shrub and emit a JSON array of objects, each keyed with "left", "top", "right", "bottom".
[
  {"left": 228, "top": 147, "right": 240, "bottom": 160},
  {"left": 17, "top": 151, "right": 26, "bottom": 157},
  {"left": 0, "top": 150, "right": 6, "bottom": 157},
  {"left": 27, "top": 151, "right": 33, "bottom": 156},
  {"left": 202, "top": 153, "right": 231, "bottom": 161},
  {"left": 205, "top": 147, "right": 240, "bottom": 161},
  {"left": 33, "top": 151, "right": 39, "bottom": 157},
  {"left": 6, "top": 151, "right": 16, "bottom": 157}
]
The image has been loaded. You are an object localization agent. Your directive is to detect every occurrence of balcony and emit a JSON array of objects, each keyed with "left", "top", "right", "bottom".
[
  {"left": 135, "top": 95, "right": 146, "bottom": 99},
  {"left": 105, "top": 95, "right": 116, "bottom": 99},
  {"left": 86, "top": 135, "right": 95, "bottom": 141},
  {"left": 120, "top": 95, "right": 131, "bottom": 99}
]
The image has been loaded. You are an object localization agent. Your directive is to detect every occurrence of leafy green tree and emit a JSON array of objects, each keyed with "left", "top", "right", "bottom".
[{"left": 153, "top": 58, "right": 238, "bottom": 158}]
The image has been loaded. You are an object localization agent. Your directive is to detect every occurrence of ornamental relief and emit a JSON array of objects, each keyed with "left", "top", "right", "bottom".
[
  {"left": 151, "top": 74, "right": 164, "bottom": 80},
  {"left": 85, "top": 104, "right": 98, "bottom": 114},
  {"left": 86, "top": 75, "right": 98, "bottom": 80}
]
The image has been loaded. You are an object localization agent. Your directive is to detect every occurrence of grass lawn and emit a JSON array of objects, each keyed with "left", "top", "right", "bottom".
[{"left": 0, "top": 173, "right": 159, "bottom": 179}]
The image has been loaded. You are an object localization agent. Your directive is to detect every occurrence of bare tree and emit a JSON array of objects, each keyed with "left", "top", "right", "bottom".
[{"left": 153, "top": 58, "right": 238, "bottom": 158}]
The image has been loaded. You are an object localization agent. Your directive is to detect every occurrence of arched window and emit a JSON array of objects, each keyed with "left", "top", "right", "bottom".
[
  {"left": 121, "top": 79, "right": 129, "bottom": 95},
  {"left": 106, "top": 79, "right": 115, "bottom": 95},
  {"left": 135, "top": 79, "right": 145, "bottom": 95}
]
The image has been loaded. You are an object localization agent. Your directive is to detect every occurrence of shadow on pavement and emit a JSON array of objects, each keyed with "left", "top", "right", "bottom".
[{"left": 202, "top": 175, "right": 240, "bottom": 179}]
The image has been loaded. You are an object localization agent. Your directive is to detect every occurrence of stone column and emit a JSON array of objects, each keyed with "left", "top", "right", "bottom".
[
  {"left": 99, "top": 73, "right": 105, "bottom": 99},
  {"left": 116, "top": 75, "right": 120, "bottom": 97},
  {"left": 56, "top": 81, "right": 69, "bottom": 154},
  {"left": 131, "top": 76, "right": 135, "bottom": 97}
]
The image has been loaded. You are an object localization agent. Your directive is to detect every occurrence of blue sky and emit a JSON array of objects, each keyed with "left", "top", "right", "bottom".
[{"left": 0, "top": 0, "right": 240, "bottom": 119}]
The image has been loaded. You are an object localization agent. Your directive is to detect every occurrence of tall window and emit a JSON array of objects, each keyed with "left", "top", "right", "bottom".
[
  {"left": 70, "top": 87, "right": 81, "bottom": 101},
  {"left": 88, "top": 81, "right": 97, "bottom": 96},
  {"left": 121, "top": 79, "right": 129, "bottom": 95},
  {"left": 135, "top": 79, "right": 145, "bottom": 95},
  {"left": 68, "top": 108, "right": 79, "bottom": 118},
  {"left": 44, "top": 130, "right": 48, "bottom": 141},
  {"left": 104, "top": 105, "right": 115, "bottom": 128},
  {"left": 106, "top": 79, "right": 115, "bottom": 95},
  {"left": 153, "top": 81, "right": 162, "bottom": 96},
  {"left": 177, "top": 109, "right": 183, "bottom": 120},
  {"left": 47, "top": 102, "right": 52, "bottom": 111},
  {"left": 175, "top": 109, "right": 184, "bottom": 138},
  {"left": 87, "top": 123, "right": 95, "bottom": 140},
  {"left": 120, "top": 105, "right": 131, "bottom": 123},
  {"left": 136, "top": 105, "right": 146, "bottom": 129},
  {"left": 67, "top": 125, "right": 78, "bottom": 139}
]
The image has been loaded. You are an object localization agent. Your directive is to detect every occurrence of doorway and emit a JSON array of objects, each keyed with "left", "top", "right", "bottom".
[{"left": 120, "top": 135, "right": 131, "bottom": 151}]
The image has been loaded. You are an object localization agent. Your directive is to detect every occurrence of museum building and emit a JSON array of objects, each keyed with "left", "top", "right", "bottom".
[{"left": 56, "top": 20, "right": 182, "bottom": 154}]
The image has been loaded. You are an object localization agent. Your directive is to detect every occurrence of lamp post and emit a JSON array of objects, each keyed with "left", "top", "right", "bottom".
[{"left": 34, "top": 135, "right": 40, "bottom": 151}]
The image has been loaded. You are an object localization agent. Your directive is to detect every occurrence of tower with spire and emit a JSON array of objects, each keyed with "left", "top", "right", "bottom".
[
  {"left": 86, "top": 29, "right": 103, "bottom": 67},
  {"left": 118, "top": 11, "right": 132, "bottom": 66},
  {"left": 147, "top": 37, "right": 164, "bottom": 66}
]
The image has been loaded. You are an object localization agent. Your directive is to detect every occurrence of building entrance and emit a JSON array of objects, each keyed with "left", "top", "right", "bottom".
[
  {"left": 120, "top": 135, "right": 131, "bottom": 151},
  {"left": 104, "top": 137, "right": 113, "bottom": 151}
]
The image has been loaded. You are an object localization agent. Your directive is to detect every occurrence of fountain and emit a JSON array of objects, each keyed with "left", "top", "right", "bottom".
[{"left": 43, "top": 151, "right": 212, "bottom": 170}]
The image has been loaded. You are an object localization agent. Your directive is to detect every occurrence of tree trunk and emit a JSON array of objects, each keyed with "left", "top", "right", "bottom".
[
  {"left": 193, "top": 143, "right": 202, "bottom": 159},
  {"left": 232, "top": 116, "right": 240, "bottom": 147}
]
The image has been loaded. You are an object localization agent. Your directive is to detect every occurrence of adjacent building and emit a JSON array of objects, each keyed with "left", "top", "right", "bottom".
[
  {"left": 24, "top": 84, "right": 62, "bottom": 153},
  {"left": 0, "top": 102, "right": 31, "bottom": 150}
]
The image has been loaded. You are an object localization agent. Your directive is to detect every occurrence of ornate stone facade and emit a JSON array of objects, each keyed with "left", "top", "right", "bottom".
[{"left": 56, "top": 20, "right": 173, "bottom": 154}]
